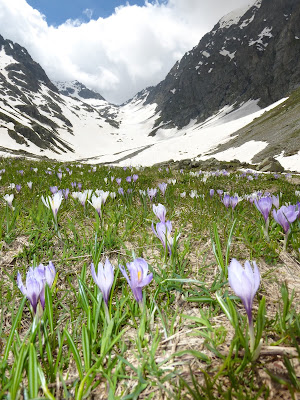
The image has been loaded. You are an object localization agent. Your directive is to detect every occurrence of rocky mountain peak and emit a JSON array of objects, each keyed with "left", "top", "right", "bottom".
[
  {"left": 0, "top": 35, "right": 57, "bottom": 93},
  {"left": 54, "top": 80, "right": 105, "bottom": 102},
  {"left": 145, "top": 0, "right": 300, "bottom": 129}
]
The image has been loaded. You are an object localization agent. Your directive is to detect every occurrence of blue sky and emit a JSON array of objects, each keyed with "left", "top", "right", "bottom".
[{"left": 26, "top": 0, "right": 149, "bottom": 25}]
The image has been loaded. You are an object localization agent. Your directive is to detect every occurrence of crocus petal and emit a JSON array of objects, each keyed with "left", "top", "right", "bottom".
[
  {"left": 228, "top": 258, "right": 260, "bottom": 322},
  {"left": 45, "top": 261, "right": 56, "bottom": 287},
  {"left": 119, "top": 264, "right": 132, "bottom": 289},
  {"left": 17, "top": 272, "right": 26, "bottom": 296}
]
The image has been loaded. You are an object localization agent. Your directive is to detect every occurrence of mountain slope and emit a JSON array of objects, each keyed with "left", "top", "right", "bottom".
[
  {"left": 206, "top": 85, "right": 300, "bottom": 166},
  {"left": 0, "top": 34, "right": 125, "bottom": 157},
  {"left": 145, "top": 0, "right": 300, "bottom": 129}
]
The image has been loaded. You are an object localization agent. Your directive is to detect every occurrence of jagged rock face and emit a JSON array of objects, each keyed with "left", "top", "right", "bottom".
[{"left": 145, "top": 0, "right": 300, "bottom": 129}]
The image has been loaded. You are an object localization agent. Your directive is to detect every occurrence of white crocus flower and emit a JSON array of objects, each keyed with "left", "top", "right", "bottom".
[
  {"left": 89, "top": 194, "right": 102, "bottom": 217},
  {"left": 4, "top": 193, "right": 14, "bottom": 208},
  {"left": 41, "top": 192, "right": 63, "bottom": 223}
]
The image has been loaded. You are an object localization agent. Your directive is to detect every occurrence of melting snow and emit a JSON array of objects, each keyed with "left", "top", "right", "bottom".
[
  {"left": 276, "top": 151, "right": 300, "bottom": 172},
  {"left": 249, "top": 27, "right": 273, "bottom": 50},
  {"left": 218, "top": 1, "right": 256, "bottom": 29},
  {"left": 219, "top": 49, "right": 236, "bottom": 59},
  {"left": 202, "top": 51, "right": 210, "bottom": 58},
  {"left": 239, "top": 14, "right": 255, "bottom": 29},
  {"left": 0, "top": 48, "right": 16, "bottom": 70}
]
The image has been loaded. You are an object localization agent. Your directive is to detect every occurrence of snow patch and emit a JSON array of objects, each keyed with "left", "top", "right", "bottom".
[
  {"left": 0, "top": 48, "right": 16, "bottom": 70},
  {"left": 276, "top": 151, "right": 300, "bottom": 172},
  {"left": 219, "top": 49, "right": 236, "bottom": 59},
  {"left": 249, "top": 27, "right": 273, "bottom": 50},
  {"left": 202, "top": 51, "right": 210, "bottom": 58},
  {"left": 239, "top": 14, "right": 255, "bottom": 29},
  {"left": 209, "top": 140, "right": 268, "bottom": 163},
  {"left": 218, "top": 1, "right": 256, "bottom": 29}
]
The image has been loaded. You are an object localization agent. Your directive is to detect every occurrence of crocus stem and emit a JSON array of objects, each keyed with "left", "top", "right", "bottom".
[
  {"left": 248, "top": 317, "right": 255, "bottom": 353},
  {"left": 104, "top": 302, "right": 111, "bottom": 324},
  {"left": 139, "top": 300, "right": 144, "bottom": 313},
  {"left": 263, "top": 218, "right": 270, "bottom": 241},
  {"left": 283, "top": 230, "right": 289, "bottom": 251},
  {"left": 6, "top": 203, "right": 9, "bottom": 234},
  {"left": 54, "top": 221, "right": 62, "bottom": 240}
]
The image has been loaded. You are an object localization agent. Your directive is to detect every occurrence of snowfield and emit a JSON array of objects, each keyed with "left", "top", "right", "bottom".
[{"left": 1, "top": 91, "right": 299, "bottom": 172}]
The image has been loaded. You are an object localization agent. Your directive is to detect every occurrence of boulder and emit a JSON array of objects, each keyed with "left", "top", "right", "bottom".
[{"left": 257, "top": 157, "right": 284, "bottom": 172}]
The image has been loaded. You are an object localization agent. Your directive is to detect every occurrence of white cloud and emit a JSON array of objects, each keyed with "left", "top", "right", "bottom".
[{"left": 0, "top": 0, "right": 253, "bottom": 103}]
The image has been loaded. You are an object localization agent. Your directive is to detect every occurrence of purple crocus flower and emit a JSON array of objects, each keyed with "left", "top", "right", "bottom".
[
  {"left": 230, "top": 196, "right": 239, "bottom": 210},
  {"left": 272, "top": 205, "right": 299, "bottom": 234},
  {"left": 57, "top": 172, "right": 62, "bottom": 180},
  {"left": 71, "top": 182, "right": 77, "bottom": 188},
  {"left": 17, "top": 262, "right": 56, "bottom": 315},
  {"left": 118, "top": 187, "right": 124, "bottom": 196},
  {"left": 147, "top": 188, "right": 157, "bottom": 201},
  {"left": 222, "top": 194, "right": 231, "bottom": 208},
  {"left": 116, "top": 178, "right": 122, "bottom": 185},
  {"left": 158, "top": 182, "right": 168, "bottom": 196},
  {"left": 272, "top": 195, "right": 280, "bottom": 209},
  {"left": 16, "top": 184, "right": 22, "bottom": 193},
  {"left": 217, "top": 189, "right": 223, "bottom": 197},
  {"left": 209, "top": 189, "right": 214, "bottom": 198},
  {"left": 153, "top": 203, "right": 166, "bottom": 223},
  {"left": 119, "top": 258, "right": 153, "bottom": 303},
  {"left": 151, "top": 220, "right": 174, "bottom": 255},
  {"left": 228, "top": 258, "right": 260, "bottom": 352},
  {"left": 50, "top": 186, "right": 58, "bottom": 194},
  {"left": 62, "top": 188, "right": 69, "bottom": 200},
  {"left": 18, "top": 170, "right": 24, "bottom": 175},
  {"left": 91, "top": 259, "right": 114, "bottom": 306},
  {"left": 126, "top": 176, "right": 132, "bottom": 183},
  {"left": 254, "top": 196, "right": 273, "bottom": 222},
  {"left": 77, "top": 183, "right": 82, "bottom": 191},
  {"left": 132, "top": 174, "right": 138, "bottom": 182}
]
